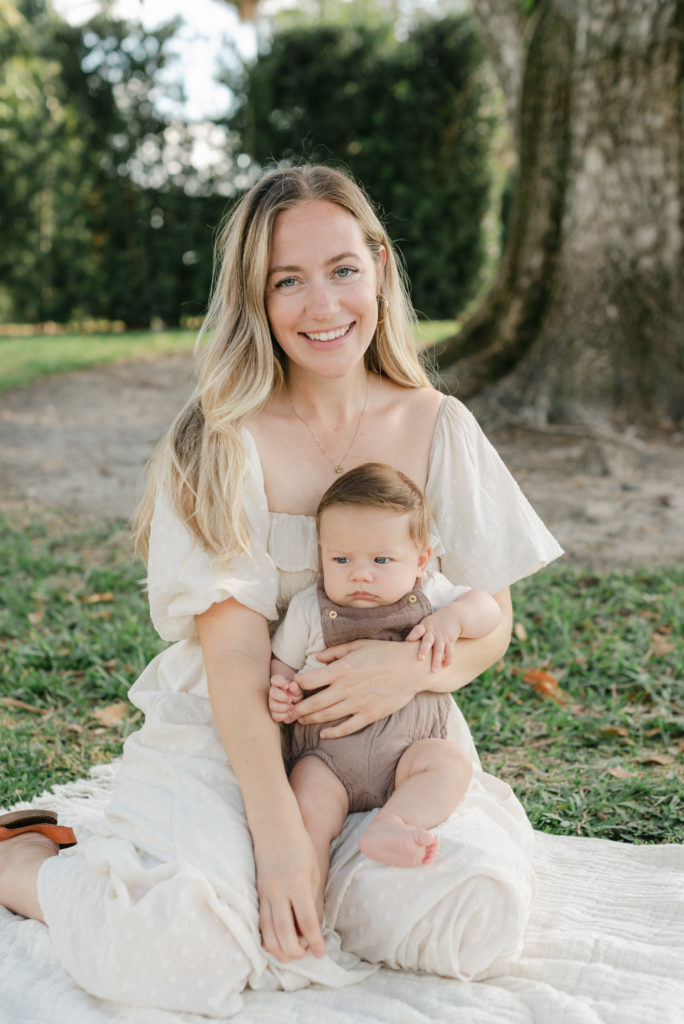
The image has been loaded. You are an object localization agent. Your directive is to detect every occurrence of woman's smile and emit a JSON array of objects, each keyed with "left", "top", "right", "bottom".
[{"left": 301, "top": 322, "right": 355, "bottom": 345}]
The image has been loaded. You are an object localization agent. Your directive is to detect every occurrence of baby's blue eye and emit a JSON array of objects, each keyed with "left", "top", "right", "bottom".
[
  {"left": 334, "top": 557, "right": 350, "bottom": 564},
  {"left": 374, "top": 557, "right": 391, "bottom": 564}
]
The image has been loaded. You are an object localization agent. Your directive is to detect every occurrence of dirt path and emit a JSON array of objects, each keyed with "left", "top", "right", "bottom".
[{"left": 1, "top": 355, "right": 682, "bottom": 568}]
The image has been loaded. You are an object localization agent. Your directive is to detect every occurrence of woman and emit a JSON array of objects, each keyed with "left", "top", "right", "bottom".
[{"left": 0, "top": 165, "right": 562, "bottom": 1016}]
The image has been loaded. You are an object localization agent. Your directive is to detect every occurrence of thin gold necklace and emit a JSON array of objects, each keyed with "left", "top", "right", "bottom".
[{"left": 287, "top": 380, "right": 369, "bottom": 474}]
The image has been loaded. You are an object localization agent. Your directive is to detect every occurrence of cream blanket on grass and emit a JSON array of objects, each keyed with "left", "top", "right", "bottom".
[{"left": 0, "top": 766, "right": 682, "bottom": 1024}]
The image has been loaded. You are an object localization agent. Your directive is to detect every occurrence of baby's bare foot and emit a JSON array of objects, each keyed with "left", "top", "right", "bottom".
[{"left": 359, "top": 815, "right": 439, "bottom": 867}]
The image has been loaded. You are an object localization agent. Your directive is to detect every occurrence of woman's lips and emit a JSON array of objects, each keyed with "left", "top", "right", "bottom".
[{"left": 300, "top": 322, "right": 354, "bottom": 347}]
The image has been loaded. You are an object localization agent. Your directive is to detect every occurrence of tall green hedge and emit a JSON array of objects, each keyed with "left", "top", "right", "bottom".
[{"left": 225, "top": 15, "right": 497, "bottom": 319}]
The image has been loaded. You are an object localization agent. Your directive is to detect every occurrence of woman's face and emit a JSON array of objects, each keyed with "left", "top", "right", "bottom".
[{"left": 265, "top": 199, "right": 386, "bottom": 381}]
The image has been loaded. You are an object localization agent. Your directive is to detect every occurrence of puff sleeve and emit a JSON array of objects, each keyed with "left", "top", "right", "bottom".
[
  {"left": 426, "top": 397, "right": 563, "bottom": 594},
  {"left": 146, "top": 430, "right": 279, "bottom": 641}
]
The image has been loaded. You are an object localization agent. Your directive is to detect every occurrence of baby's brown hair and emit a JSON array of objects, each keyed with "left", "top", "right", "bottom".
[{"left": 316, "top": 463, "right": 431, "bottom": 549}]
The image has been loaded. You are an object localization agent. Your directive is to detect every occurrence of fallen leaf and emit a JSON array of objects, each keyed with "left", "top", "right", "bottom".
[
  {"left": 607, "top": 766, "right": 633, "bottom": 779},
  {"left": 101, "top": 659, "right": 117, "bottom": 672},
  {"left": 523, "top": 668, "right": 569, "bottom": 706},
  {"left": 92, "top": 701, "right": 129, "bottom": 727},
  {"left": 599, "top": 725, "right": 630, "bottom": 738},
  {"left": 649, "top": 632, "right": 675, "bottom": 657},
  {"left": 27, "top": 609, "right": 44, "bottom": 625},
  {"left": 638, "top": 752, "right": 675, "bottom": 766},
  {"left": 80, "top": 592, "right": 114, "bottom": 605},
  {"left": 0, "top": 696, "right": 46, "bottom": 714},
  {"left": 514, "top": 622, "right": 528, "bottom": 641}
]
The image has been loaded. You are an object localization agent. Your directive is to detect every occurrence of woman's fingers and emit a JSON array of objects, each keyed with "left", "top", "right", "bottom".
[
  {"left": 261, "top": 894, "right": 308, "bottom": 962},
  {"left": 293, "top": 895, "right": 326, "bottom": 959},
  {"left": 311, "top": 642, "right": 358, "bottom": 665},
  {"left": 320, "top": 712, "right": 370, "bottom": 740}
]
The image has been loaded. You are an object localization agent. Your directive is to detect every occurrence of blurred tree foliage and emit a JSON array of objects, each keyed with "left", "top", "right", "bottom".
[
  {"left": 1, "top": 1, "right": 498, "bottom": 326},
  {"left": 0, "top": 0, "right": 226, "bottom": 326},
  {"left": 224, "top": 14, "right": 499, "bottom": 319}
]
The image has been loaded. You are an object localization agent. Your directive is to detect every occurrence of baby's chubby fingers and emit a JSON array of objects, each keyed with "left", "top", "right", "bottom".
[
  {"left": 430, "top": 638, "right": 447, "bottom": 672},
  {"left": 268, "top": 674, "right": 300, "bottom": 721},
  {"left": 416, "top": 630, "right": 436, "bottom": 663}
]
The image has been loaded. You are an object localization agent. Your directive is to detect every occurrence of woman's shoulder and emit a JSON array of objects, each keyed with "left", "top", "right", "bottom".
[{"left": 378, "top": 379, "right": 444, "bottom": 415}]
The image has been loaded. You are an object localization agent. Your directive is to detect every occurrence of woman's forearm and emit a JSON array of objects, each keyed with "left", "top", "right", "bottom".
[
  {"left": 196, "top": 598, "right": 326, "bottom": 961},
  {"left": 196, "top": 600, "right": 300, "bottom": 835}
]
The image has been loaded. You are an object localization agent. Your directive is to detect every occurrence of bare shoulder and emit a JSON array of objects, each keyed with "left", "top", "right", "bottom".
[
  {"left": 359, "top": 381, "right": 444, "bottom": 488},
  {"left": 378, "top": 381, "right": 444, "bottom": 439}
]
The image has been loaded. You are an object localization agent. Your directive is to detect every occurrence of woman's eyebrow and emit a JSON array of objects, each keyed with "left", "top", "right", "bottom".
[{"left": 268, "top": 252, "right": 361, "bottom": 276}]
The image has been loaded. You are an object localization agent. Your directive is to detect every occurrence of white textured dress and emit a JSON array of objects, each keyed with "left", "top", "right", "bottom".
[{"left": 37, "top": 397, "right": 563, "bottom": 1018}]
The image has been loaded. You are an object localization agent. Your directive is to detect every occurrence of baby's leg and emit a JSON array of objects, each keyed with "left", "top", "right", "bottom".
[
  {"left": 359, "top": 739, "right": 473, "bottom": 867},
  {"left": 289, "top": 756, "right": 349, "bottom": 918}
]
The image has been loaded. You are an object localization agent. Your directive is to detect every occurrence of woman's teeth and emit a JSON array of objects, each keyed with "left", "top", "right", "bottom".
[{"left": 304, "top": 324, "right": 351, "bottom": 342}]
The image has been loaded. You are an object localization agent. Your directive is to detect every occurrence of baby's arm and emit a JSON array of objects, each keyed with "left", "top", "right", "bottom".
[
  {"left": 406, "top": 589, "right": 503, "bottom": 672},
  {"left": 269, "top": 657, "right": 304, "bottom": 723}
]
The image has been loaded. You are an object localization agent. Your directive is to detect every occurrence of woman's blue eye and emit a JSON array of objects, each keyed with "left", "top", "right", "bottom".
[
  {"left": 275, "top": 276, "right": 297, "bottom": 289},
  {"left": 374, "top": 557, "right": 391, "bottom": 564},
  {"left": 335, "top": 266, "right": 357, "bottom": 279}
]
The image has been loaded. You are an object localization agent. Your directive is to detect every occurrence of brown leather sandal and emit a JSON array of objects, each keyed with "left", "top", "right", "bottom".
[{"left": 0, "top": 810, "right": 77, "bottom": 849}]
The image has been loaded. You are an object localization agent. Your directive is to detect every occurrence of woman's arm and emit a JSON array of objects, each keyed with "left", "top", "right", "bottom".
[
  {"left": 196, "top": 599, "right": 325, "bottom": 962},
  {"left": 289, "top": 588, "right": 512, "bottom": 740}
]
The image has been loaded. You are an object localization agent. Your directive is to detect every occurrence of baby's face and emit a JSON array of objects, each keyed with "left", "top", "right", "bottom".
[{"left": 319, "top": 505, "right": 429, "bottom": 608}]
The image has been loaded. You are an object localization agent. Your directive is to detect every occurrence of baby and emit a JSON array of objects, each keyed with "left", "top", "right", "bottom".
[{"left": 269, "top": 463, "right": 502, "bottom": 904}]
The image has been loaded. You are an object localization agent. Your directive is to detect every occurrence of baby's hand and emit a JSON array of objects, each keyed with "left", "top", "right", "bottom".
[
  {"left": 268, "top": 674, "right": 304, "bottom": 723},
  {"left": 405, "top": 612, "right": 462, "bottom": 672}
]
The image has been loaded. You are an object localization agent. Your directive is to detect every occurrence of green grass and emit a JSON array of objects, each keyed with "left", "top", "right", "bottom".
[
  {"left": 0, "top": 328, "right": 196, "bottom": 395},
  {"left": 0, "top": 321, "right": 459, "bottom": 395},
  {"left": 1, "top": 504, "right": 681, "bottom": 842},
  {"left": 0, "top": 505, "right": 166, "bottom": 801},
  {"left": 459, "top": 566, "right": 684, "bottom": 842}
]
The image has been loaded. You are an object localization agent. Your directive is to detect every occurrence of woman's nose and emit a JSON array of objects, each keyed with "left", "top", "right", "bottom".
[{"left": 307, "top": 279, "right": 339, "bottom": 318}]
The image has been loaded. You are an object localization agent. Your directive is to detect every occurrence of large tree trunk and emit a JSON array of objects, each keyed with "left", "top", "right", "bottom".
[{"left": 438, "top": 0, "right": 683, "bottom": 428}]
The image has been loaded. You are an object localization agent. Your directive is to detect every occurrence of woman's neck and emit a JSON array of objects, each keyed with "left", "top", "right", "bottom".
[{"left": 284, "top": 365, "right": 373, "bottom": 426}]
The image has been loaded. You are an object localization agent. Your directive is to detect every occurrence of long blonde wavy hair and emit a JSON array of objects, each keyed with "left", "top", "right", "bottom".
[{"left": 133, "top": 163, "right": 432, "bottom": 565}]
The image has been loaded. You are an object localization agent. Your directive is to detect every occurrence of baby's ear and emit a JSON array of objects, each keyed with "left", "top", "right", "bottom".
[{"left": 416, "top": 545, "right": 432, "bottom": 575}]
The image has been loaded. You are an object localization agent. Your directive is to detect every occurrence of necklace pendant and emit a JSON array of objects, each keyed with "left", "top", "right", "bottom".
[{"left": 334, "top": 465, "right": 344, "bottom": 474}]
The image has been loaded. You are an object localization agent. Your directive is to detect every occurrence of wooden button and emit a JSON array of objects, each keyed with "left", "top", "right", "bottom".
[
  {"left": 328, "top": 609, "right": 338, "bottom": 618},
  {"left": 408, "top": 594, "right": 418, "bottom": 603}
]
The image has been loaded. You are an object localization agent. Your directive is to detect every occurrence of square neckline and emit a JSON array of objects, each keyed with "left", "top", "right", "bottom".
[{"left": 243, "top": 394, "right": 450, "bottom": 522}]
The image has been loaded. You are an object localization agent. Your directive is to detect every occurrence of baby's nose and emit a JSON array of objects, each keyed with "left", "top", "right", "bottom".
[{"left": 350, "top": 562, "right": 373, "bottom": 580}]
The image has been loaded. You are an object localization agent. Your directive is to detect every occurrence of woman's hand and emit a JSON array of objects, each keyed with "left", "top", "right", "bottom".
[
  {"left": 289, "top": 589, "right": 512, "bottom": 739},
  {"left": 253, "top": 812, "right": 325, "bottom": 963},
  {"left": 290, "top": 639, "right": 422, "bottom": 739}
]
